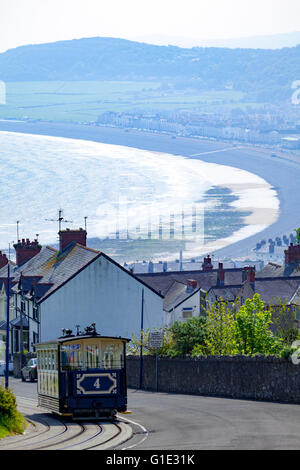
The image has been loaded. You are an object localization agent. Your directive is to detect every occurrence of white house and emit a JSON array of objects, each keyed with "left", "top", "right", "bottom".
[{"left": 10, "top": 230, "right": 164, "bottom": 351}]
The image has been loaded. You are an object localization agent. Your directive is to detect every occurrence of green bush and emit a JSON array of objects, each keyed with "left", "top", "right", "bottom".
[
  {"left": 0, "top": 384, "right": 17, "bottom": 417},
  {"left": 166, "top": 317, "right": 207, "bottom": 357},
  {"left": 0, "top": 384, "right": 27, "bottom": 438}
]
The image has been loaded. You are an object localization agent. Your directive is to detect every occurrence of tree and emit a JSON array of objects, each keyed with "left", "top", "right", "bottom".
[
  {"left": 199, "top": 299, "right": 237, "bottom": 356},
  {"left": 234, "top": 294, "right": 280, "bottom": 355},
  {"left": 270, "top": 299, "right": 300, "bottom": 346},
  {"left": 167, "top": 317, "right": 207, "bottom": 357}
]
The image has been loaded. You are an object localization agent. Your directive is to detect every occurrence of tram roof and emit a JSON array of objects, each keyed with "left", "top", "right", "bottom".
[{"left": 35, "top": 334, "right": 131, "bottom": 347}]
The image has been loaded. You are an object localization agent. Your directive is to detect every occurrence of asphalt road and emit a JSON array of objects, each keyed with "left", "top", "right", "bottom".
[{"left": 6, "top": 378, "right": 300, "bottom": 450}]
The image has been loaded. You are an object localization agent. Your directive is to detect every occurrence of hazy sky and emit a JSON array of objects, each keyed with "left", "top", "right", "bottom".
[{"left": 1, "top": 0, "right": 300, "bottom": 52}]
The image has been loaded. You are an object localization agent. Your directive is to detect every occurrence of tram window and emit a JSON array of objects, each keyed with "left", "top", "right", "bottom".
[
  {"left": 85, "top": 344, "right": 99, "bottom": 369},
  {"left": 102, "top": 343, "right": 123, "bottom": 369},
  {"left": 61, "top": 344, "right": 81, "bottom": 370}
]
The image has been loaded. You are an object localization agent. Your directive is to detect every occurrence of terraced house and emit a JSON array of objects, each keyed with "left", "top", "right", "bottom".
[{"left": 0, "top": 229, "right": 164, "bottom": 354}]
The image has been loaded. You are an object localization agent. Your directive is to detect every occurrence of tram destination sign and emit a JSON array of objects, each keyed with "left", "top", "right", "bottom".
[{"left": 148, "top": 331, "right": 163, "bottom": 350}]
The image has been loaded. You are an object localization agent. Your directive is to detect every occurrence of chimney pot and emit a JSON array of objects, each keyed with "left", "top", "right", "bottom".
[
  {"left": 0, "top": 252, "right": 8, "bottom": 269},
  {"left": 217, "top": 263, "right": 225, "bottom": 285},
  {"left": 59, "top": 228, "right": 87, "bottom": 251},
  {"left": 285, "top": 243, "right": 300, "bottom": 265},
  {"left": 14, "top": 238, "right": 41, "bottom": 266},
  {"left": 202, "top": 255, "right": 213, "bottom": 271}
]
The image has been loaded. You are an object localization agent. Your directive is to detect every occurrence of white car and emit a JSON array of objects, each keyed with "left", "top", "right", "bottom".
[{"left": 0, "top": 360, "right": 13, "bottom": 376}]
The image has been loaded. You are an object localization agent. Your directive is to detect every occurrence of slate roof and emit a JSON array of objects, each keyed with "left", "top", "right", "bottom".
[
  {"left": 136, "top": 268, "right": 245, "bottom": 297},
  {"left": 163, "top": 280, "right": 201, "bottom": 312},
  {"left": 257, "top": 262, "right": 300, "bottom": 278},
  {"left": 205, "top": 278, "right": 300, "bottom": 306},
  {"left": 11, "top": 243, "right": 101, "bottom": 303},
  {"left": 254, "top": 278, "right": 300, "bottom": 304},
  {"left": 208, "top": 285, "right": 243, "bottom": 302},
  {"left": 290, "top": 287, "right": 300, "bottom": 305},
  {"left": 7, "top": 242, "right": 164, "bottom": 305}
]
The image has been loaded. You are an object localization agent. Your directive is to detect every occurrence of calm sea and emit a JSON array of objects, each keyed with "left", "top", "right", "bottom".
[{"left": 0, "top": 131, "right": 279, "bottom": 261}]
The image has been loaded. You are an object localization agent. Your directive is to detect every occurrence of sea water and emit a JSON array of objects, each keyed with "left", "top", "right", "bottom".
[{"left": 0, "top": 131, "right": 279, "bottom": 261}]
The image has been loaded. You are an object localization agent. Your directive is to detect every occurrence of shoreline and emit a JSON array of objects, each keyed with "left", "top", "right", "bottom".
[{"left": 0, "top": 119, "right": 298, "bottom": 260}]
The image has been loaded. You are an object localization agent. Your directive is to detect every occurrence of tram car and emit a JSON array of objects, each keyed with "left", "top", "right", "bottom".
[{"left": 35, "top": 324, "right": 130, "bottom": 420}]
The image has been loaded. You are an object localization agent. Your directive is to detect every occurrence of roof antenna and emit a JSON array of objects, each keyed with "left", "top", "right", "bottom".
[
  {"left": 45, "top": 209, "right": 73, "bottom": 233},
  {"left": 16, "top": 221, "right": 20, "bottom": 241},
  {"left": 84, "top": 216, "right": 88, "bottom": 232}
]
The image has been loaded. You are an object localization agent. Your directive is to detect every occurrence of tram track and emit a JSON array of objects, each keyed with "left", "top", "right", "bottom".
[{"left": 0, "top": 396, "right": 133, "bottom": 451}]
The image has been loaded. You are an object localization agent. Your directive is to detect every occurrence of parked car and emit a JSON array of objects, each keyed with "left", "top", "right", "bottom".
[
  {"left": 21, "top": 358, "right": 37, "bottom": 382},
  {"left": 0, "top": 361, "right": 13, "bottom": 376}
]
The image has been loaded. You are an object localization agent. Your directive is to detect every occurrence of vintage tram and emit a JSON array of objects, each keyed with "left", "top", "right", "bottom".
[{"left": 35, "top": 324, "right": 130, "bottom": 420}]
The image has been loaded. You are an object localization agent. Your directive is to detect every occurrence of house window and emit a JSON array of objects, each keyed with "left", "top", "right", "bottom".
[
  {"left": 182, "top": 308, "right": 193, "bottom": 319},
  {"left": 33, "top": 305, "right": 39, "bottom": 322},
  {"left": 33, "top": 332, "right": 39, "bottom": 348}
]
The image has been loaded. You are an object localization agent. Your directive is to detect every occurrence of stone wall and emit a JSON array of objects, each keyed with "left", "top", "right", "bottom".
[{"left": 126, "top": 355, "right": 300, "bottom": 403}]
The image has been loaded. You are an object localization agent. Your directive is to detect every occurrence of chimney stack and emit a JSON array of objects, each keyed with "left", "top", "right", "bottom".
[
  {"left": 285, "top": 243, "right": 300, "bottom": 265},
  {"left": 217, "top": 262, "right": 225, "bottom": 286},
  {"left": 243, "top": 266, "right": 256, "bottom": 288},
  {"left": 186, "top": 279, "right": 197, "bottom": 293},
  {"left": 202, "top": 255, "right": 213, "bottom": 271},
  {"left": 14, "top": 239, "right": 41, "bottom": 267},
  {"left": 59, "top": 228, "right": 87, "bottom": 252},
  {"left": 0, "top": 251, "right": 8, "bottom": 269}
]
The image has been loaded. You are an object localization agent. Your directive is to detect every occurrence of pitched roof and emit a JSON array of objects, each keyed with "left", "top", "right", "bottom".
[
  {"left": 163, "top": 280, "right": 201, "bottom": 312},
  {"left": 289, "top": 286, "right": 300, "bottom": 305},
  {"left": 254, "top": 278, "right": 300, "bottom": 304},
  {"left": 257, "top": 262, "right": 300, "bottom": 278},
  {"left": 11, "top": 243, "right": 101, "bottom": 303},
  {"left": 9, "top": 243, "right": 164, "bottom": 304},
  {"left": 208, "top": 285, "right": 244, "bottom": 302},
  {"left": 136, "top": 268, "right": 245, "bottom": 297}
]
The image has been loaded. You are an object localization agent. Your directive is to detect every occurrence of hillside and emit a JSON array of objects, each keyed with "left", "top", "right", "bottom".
[
  {"left": 0, "top": 37, "right": 299, "bottom": 102},
  {"left": 136, "top": 31, "right": 300, "bottom": 50}
]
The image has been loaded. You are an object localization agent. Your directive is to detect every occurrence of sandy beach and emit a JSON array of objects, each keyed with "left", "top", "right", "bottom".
[{"left": 0, "top": 119, "right": 298, "bottom": 259}]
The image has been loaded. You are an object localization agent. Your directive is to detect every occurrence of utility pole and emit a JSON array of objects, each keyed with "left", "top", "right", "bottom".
[
  {"left": 139, "top": 288, "right": 144, "bottom": 390},
  {"left": 5, "top": 244, "right": 11, "bottom": 389},
  {"left": 20, "top": 273, "right": 24, "bottom": 375}
]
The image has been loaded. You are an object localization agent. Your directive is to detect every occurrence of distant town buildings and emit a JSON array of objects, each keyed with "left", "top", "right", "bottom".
[{"left": 97, "top": 107, "right": 300, "bottom": 149}]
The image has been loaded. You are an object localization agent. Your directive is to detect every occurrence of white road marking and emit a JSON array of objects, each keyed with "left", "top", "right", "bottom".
[
  {"left": 190, "top": 146, "right": 243, "bottom": 157},
  {"left": 117, "top": 415, "right": 149, "bottom": 450}
]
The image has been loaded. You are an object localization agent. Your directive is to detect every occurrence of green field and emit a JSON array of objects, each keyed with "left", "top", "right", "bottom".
[{"left": 0, "top": 80, "right": 247, "bottom": 123}]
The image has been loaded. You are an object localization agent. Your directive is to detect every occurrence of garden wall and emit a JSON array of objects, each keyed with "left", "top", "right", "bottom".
[{"left": 126, "top": 355, "right": 300, "bottom": 403}]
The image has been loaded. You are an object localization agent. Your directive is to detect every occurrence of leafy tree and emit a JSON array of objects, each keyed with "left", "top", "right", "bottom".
[
  {"left": 199, "top": 299, "right": 237, "bottom": 356},
  {"left": 270, "top": 299, "right": 300, "bottom": 345},
  {"left": 234, "top": 294, "right": 280, "bottom": 355},
  {"left": 166, "top": 317, "right": 207, "bottom": 357}
]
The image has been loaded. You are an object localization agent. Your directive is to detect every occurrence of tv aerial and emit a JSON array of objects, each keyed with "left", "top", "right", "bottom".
[{"left": 45, "top": 209, "right": 73, "bottom": 232}]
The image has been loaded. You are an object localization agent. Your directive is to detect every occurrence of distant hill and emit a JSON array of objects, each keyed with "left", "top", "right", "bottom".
[
  {"left": 135, "top": 31, "right": 300, "bottom": 50},
  {"left": 0, "top": 37, "right": 299, "bottom": 102}
]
